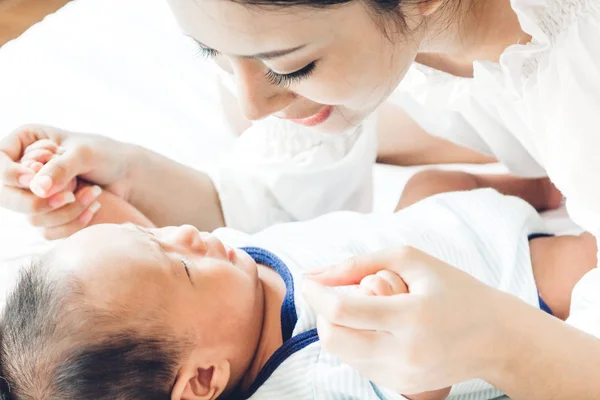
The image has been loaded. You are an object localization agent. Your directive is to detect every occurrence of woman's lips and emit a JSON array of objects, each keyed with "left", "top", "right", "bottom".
[{"left": 289, "top": 105, "right": 333, "bottom": 127}]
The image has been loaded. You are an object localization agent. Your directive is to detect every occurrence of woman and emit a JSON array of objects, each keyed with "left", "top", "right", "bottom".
[{"left": 1, "top": 0, "right": 600, "bottom": 397}]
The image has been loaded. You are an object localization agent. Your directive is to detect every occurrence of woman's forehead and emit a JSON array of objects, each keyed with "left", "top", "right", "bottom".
[{"left": 168, "top": 0, "right": 366, "bottom": 54}]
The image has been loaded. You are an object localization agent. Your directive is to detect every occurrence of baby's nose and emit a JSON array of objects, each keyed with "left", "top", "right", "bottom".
[{"left": 166, "top": 225, "right": 208, "bottom": 252}]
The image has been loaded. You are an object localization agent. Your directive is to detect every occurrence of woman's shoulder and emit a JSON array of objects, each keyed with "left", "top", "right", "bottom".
[{"left": 512, "top": 0, "right": 599, "bottom": 41}]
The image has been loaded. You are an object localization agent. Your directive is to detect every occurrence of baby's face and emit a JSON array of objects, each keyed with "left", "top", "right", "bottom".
[{"left": 51, "top": 223, "right": 265, "bottom": 367}]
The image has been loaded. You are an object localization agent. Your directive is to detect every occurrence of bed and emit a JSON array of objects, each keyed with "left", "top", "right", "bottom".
[{"left": 0, "top": 1, "right": 582, "bottom": 397}]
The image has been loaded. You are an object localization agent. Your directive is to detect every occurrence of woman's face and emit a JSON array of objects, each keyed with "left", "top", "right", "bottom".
[{"left": 167, "top": 0, "right": 425, "bottom": 133}]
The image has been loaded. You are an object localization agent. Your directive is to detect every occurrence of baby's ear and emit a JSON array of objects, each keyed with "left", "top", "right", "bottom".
[{"left": 171, "top": 359, "right": 231, "bottom": 400}]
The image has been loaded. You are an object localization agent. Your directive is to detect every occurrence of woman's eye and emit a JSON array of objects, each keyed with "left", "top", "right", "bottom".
[
  {"left": 264, "top": 62, "right": 317, "bottom": 88},
  {"left": 197, "top": 46, "right": 219, "bottom": 59},
  {"left": 193, "top": 42, "right": 317, "bottom": 88}
]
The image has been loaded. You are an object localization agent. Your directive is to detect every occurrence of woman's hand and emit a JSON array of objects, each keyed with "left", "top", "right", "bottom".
[
  {"left": 1, "top": 124, "right": 225, "bottom": 237},
  {"left": 0, "top": 125, "right": 134, "bottom": 238},
  {"left": 303, "top": 246, "right": 508, "bottom": 395}
]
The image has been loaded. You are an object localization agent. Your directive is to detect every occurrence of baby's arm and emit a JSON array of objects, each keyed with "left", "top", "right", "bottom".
[
  {"left": 358, "top": 272, "right": 452, "bottom": 400},
  {"left": 88, "top": 189, "right": 154, "bottom": 228},
  {"left": 397, "top": 169, "right": 563, "bottom": 212}
]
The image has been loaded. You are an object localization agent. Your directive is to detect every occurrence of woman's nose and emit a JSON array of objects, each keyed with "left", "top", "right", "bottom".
[{"left": 232, "top": 58, "right": 295, "bottom": 121}]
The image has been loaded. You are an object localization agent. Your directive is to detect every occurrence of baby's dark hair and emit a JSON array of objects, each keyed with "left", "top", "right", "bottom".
[{"left": 0, "top": 259, "right": 186, "bottom": 400}]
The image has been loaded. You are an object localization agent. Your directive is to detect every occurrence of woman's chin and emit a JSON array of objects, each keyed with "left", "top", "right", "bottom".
[{"left": 301, "top": 108, "right": 366, "bottom": 135}]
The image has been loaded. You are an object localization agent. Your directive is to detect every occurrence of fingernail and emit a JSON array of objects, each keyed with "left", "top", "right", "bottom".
[
  {"left": 49, "top": 192, "right": 76, "bottom": 209},
  {"left": 79, "top": 202, "right": 101, "bottom": 225},
  {"left": 31, "top": 176, "right": 53, "bottom": 196},
  {"left": 80, "top": 185, "right": 102, "bottom": 207},
  {"left": 21, "top": 160, "right": 35, "bottom": 169},
  {"left": 30, "top": 162, "right": 44, "bottom": 173},
  {"left": 56, "top": 146, "right": 66, "bottom": 155},
  {"left": 89, "top": 201, "right": 101, "bottom": 214},
  {"left": 18, "top": 174, "right": 33, "bottom": 187}
]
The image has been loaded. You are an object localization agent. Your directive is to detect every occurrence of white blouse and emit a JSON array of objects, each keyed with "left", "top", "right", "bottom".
[
  {"left": 391, "top": 0, "right": 600, "bottom": 335},
  {"left": 394, "top": 0, "right": 600, "bottom": 246}
]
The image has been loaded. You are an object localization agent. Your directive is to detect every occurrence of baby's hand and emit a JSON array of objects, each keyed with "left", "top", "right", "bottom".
[
  {"left": 20, "top": 139, "right": 62, "bottom": 174},
  {"left": 358, "top": 270, "right": 408, "bottom": 296},
  {"left": 358, "top": 271, "right": 451, "bottom": 400},
  {"left": 19, "top": 139, "right": 106, "bottom": 239}
]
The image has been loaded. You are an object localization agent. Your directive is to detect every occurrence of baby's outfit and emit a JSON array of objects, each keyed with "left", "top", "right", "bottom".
[{"left": 214, "top": 189, "right": 551, "bottom": 400}]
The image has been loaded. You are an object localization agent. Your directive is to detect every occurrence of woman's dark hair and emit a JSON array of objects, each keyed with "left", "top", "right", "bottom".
[
  {"left": 229, "top": 0, "right": 463, "bottom": 33},
  {"left": 0, "top": 261, "right": 185, "bottom": 400}
]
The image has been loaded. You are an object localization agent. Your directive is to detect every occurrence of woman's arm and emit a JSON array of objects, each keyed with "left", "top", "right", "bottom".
[
  {"left": 126, "top": 144, "right": 225, "bottom": 231},
  {"left": 0, "top": 125, "right": 224, "bottom": 238},
  {"left": 489, "top": 293, "right": 600, "bottom": 399},
  {"left": 304, "top": 246, "right": 600, "bottom": 398},
  {"left": 397, "top": 169, "right": 563, "bottom": 211},
  {"left": 376, "top": 102, "right": 495, "bottom": 166}
]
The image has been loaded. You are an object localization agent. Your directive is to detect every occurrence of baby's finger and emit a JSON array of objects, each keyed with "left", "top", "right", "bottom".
[
  {"left": 303, "top": 280, "right": 411, "bottom": 331},
  {"left": 23, "top": 139, "right": 61, "bottom": 155},
  {"left": 359, "top": 275, "right": 395, "bottom": 297},
  {"left": 29, "top": 185, "right": 102, "bottom": 228},
  {"left": 30, "top": 148, "right": 90, "bottom": 198},
  {"left": 375, "top": 270, "right": 408, "bottom": 295},
  {"left": 30, "top": 162, "right": 45, "bottom": 174},
  {"left": 41, "top": 201, "right": 102, "bottom": 240},
  {"left": 20, "top": 149, "right": 55, "bottom": 165}
]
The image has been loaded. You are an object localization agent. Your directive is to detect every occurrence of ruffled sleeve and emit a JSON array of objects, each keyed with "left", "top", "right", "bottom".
[{"left": 512, "top": 1, "right": 600, "bottom": 243}]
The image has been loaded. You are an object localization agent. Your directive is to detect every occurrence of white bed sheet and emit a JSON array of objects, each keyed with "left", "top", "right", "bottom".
[{"left": 0, "top": 2, "right": 582, "bottom": 385}]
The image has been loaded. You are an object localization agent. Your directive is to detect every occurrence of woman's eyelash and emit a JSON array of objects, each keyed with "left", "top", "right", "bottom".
[
  {"left": 264, "top": 62, "right": 316, "bottom": 88},
  {"left": 198, "top": 46, "right": 219, "bottom": 59},
  {"left": 195, "top": 46, "right": 316, "bottom": 88}
]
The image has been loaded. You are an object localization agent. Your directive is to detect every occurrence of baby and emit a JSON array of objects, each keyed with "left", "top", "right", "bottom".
[{"left": 0, "top": 188, "right": 595, "bottom": 400}]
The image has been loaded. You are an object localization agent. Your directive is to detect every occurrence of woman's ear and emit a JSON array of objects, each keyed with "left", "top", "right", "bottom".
[
  {"left": 171, "top": 360, "right": 231, "bottom": 400},
  {"left": 418, "top": 0, "right": 444, "bottom": 16}
]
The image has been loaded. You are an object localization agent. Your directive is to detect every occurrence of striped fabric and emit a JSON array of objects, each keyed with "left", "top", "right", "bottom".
[{"left": 213, "top": 189, "right": 547, "bottom": 400}]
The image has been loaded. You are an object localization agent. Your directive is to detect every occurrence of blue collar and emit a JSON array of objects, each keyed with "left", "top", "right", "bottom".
[{"left": 232, "top": 247, "right": 319, "bottom": 399}]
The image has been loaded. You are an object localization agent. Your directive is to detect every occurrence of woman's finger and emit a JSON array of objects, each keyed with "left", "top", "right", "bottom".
[
  {"left": 41, "top": 201, "right": 102, "bottom": 240},
  {"left": 310, "top": 246, "right": 421, "bottom": 286},
  {"left": 303, "top": 280, "right": 411, "bottom": 331},
  {"left": 0, "top": 125, "right": 51, "bottom": 162},
  {"left": 0, "top": 185, "right": 54, "bottom": 214},
  {"left": 29, "top": 185, "right": 102, "bottom": 228},
  {"left": 30, "top": 146, "right": 92, "bottom": 198},
  {"left": 0, "top": 156, "right": 35, "bottom": 188},
  {"left": 308, "top": 254, "right": 395, "bottom": 286},
  {"left": 316, "top": 315, "right": 395, "bottom": 363}
]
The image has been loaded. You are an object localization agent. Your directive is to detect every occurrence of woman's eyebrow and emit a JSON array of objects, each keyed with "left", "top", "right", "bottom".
[{"left": 188, "top": 36, "right": 305, "bottom": 60}]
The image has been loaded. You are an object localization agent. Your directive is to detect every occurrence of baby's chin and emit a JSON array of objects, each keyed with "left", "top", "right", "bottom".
[{"left": 230, "top": 248, "right": 260, "bottom": 278}]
